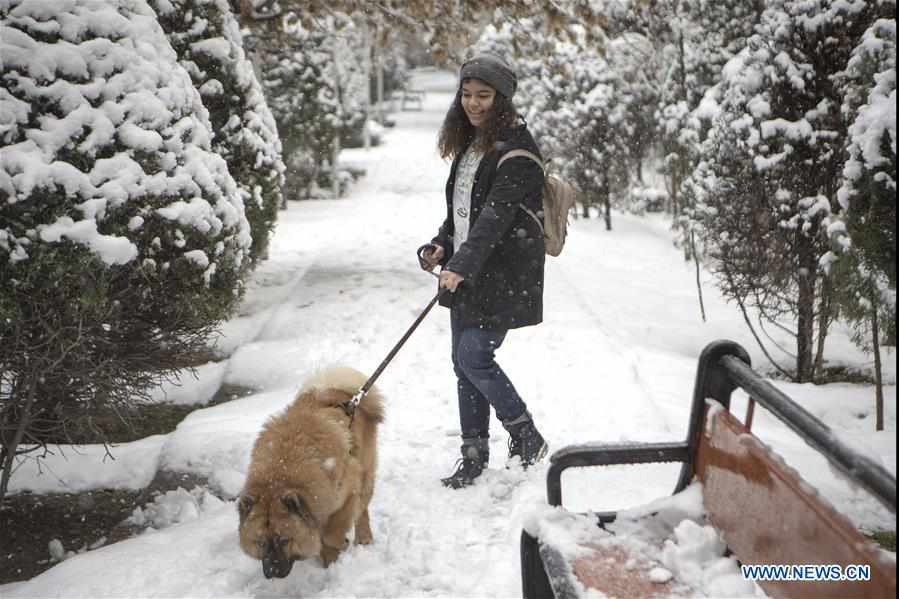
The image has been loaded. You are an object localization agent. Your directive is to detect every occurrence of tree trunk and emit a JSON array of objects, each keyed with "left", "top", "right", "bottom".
[
  {"left": 599, "top": 170, "right": 611, "bottom": 229},
  {"left": 671, "top": 29, "right": 686, "bottom": 219},
  {"left": 691, "top": 232, "right": 707, "bottom": 323},
  {"left": 813, "top": 276, "right": 833, "bottom": 380},
  {"left": 331, "top": 136, "right": 341, "bottom": 199},
  {"left": 670, "top": 166, "right": 680, "bottom": 219},
  {"left": 374, "top": 23, "right": 384, "bottom": 124},
  {"left": 603, "top": 195, "right": 612, "bottom": 231},
  {"left": 0, "top": 379, "right": 37, "bottom": 501},
  {"left": 795, "top": 241, "right": 817, "bottom": 382},
  {"left": 872, "top": 297, "right": 884, "bottom": 431}
]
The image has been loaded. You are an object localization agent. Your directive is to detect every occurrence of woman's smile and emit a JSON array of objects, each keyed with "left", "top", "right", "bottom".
[{"left": 466, "top": 109, "right": 486, "bottom": 123}]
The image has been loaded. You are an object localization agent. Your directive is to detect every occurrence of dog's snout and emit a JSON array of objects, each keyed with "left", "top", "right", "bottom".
[
  {"left": 262, "top": 554, "right": 293, "bottom": 579},
  {"left": 261, "top": 539, "right": 294, "bottom": 579}
]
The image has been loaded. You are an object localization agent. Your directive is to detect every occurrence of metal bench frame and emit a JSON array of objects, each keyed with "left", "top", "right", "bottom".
[{"left": 521, "top": 339, "right": 897, "bottom": 599}]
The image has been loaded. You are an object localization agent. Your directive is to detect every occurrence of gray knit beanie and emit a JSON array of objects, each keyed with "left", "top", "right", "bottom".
[{"left": 459, "top": 53, "right": 517, "bottom": 99}]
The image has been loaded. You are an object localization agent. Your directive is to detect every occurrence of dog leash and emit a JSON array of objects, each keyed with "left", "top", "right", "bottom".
[{"left": 341, "top": 269, "right": 449, "bottom": 419}]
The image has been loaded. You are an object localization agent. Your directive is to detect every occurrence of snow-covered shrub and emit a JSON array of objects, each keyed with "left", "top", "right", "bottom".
[
  {"left": 151, "top": 0, "right": 285, "bottom": 261},
  {"left": 0, "top": 0, "right": 250, "bottom": 496}
]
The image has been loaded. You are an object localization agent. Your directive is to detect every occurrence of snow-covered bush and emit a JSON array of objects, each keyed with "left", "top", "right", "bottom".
[
  {"left": 0, "top": 0, "right": 250, "bottom": 497},
  {"left": 152, "top": 0, "right": 285, "bottom": 261}
]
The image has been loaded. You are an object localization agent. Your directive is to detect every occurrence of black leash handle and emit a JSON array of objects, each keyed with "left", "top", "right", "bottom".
[{"left": 349, "top": 281, "right": 449, "bottom": 409}]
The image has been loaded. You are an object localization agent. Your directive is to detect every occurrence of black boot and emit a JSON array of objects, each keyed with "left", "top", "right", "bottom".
[
  {"left": 441, "top": 440, "right": 488, "bottom": 489},
  {"left": 504, "top": 413, "right": 548, "bottom": 468}
]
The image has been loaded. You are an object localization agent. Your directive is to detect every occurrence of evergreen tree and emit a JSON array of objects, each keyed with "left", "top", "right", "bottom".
[
  {"left": 693, "top": 0, "right": 879, "bottom": 382},
  {"left": 658, "top": 0, "right": 764, "bottom": 224},
  {"left": 0, "top": 0, "right": 250, "bottom": 499},
  {"left": 331, "top": 24, "right": 369, "bottom": 151},
  {"left": 836, "top": 2, "right": 897, "bottom": 293},
  {"left": 524, "top": 38, "right": 589, "bottom": 171},
  {"left": 606, "top": 33, "right": 659, "bottom": 191},
  {"left": 236, "top": 0, "right": 609, "bottom": 62},
  {"left": 152, "top": 0, "right": 285, "bottom": 261},
  {"left": 260, "top": 19, "right": 367, "bottom": 200},
  {"left": 829, "top": 3, "right": 896, "bottom": 429},
  {"left": 570, "top": 71, "right": 632, "bottom": 228}
]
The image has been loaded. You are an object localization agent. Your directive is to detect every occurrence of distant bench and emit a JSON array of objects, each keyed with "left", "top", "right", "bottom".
[
  {"left": 399, "top": 88, "right": 425, "bottom": 111},
  {"left": 388, "top": 76, "right": 426, "bottom": 112},
  {"left": 521, "top": 340, "right": 897, "bottom": 599}
]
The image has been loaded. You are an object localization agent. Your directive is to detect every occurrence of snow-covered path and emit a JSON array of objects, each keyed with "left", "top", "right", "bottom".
[{"left": 6, "top": 69, "right": 895, "bottom": 599}]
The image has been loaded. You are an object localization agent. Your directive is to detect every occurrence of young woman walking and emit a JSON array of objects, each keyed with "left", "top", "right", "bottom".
[{"left": 418, "top": 53, "right": 549, "bottom": 489}]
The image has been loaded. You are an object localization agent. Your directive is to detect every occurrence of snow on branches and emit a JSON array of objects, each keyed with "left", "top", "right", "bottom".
[
  {"left": 152, "top": 0, "right": 285, "bottom": 261},
  {"left": 0, "top": 0, "right": 251, "bottom": 279}
]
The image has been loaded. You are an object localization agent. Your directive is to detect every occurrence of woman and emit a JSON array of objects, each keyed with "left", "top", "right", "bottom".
[{"left": 419, "top": 53, "right": 548, "bottom": 489}]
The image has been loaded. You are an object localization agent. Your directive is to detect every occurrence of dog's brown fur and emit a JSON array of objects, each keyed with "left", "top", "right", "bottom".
[{"left": 238, "top": 367, "right": 384, "bottom": 575}]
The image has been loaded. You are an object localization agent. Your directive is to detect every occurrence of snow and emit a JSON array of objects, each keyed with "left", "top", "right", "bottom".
[
  {"left": 37, "top": 216, "right": 138, "bottom": 264},
  {"left": 838, "top": 16, "right": 896, "bottom": 209},
  {"left": 8, "top": 436, "right": 167, "bottom": 494},
  {"left": 149, "top": 361, "right": 228, "bottom": 406},
  {"left": 3, "top": 70, "right": 896, "bottom": 598},
  {"left": 526, "top": 483, "right": 763, "bottom": 597}
]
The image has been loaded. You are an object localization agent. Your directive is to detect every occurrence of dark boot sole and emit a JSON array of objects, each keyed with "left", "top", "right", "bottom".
[
  {"left": 441, "top": 475, "right": 480, "bottom": 489},
  {"left": 521, "top": 442, "right": 549, "bottom": 468}
]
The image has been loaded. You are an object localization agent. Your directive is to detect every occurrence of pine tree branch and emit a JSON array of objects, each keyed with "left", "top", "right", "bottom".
[{"left": 725, "top": 269, "right": 794, "bottom": 380}]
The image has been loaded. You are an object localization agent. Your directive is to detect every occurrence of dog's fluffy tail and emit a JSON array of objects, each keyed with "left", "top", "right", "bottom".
[{"left": 300, "top": 366, "right": 385, "bottom": 423}]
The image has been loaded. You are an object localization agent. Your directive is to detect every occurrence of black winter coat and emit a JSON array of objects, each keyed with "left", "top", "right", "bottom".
[{"left": 432, "top": 124, "right": 545, "bottom": 330}]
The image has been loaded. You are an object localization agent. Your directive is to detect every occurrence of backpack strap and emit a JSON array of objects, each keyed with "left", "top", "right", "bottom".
[
  {"left": 497, "top": 148, "right": 544, "bottom": 170},
  {"left": 519, "top": 204, "right": 544, "bottom": 235},
  {"left": 496, "top": 148, "right": 545, "bottom": 235}
]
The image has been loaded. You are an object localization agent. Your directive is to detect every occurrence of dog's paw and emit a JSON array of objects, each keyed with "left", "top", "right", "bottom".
[
  {"left": 355, "top": 529, "right": 373, "bottom": 545},
  {"left": 320, "top": 545, "right": 341, "bottom": 567}
]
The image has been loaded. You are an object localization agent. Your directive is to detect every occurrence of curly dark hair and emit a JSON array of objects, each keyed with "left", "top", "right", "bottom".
[{"left": 437, "top": 86, "right": 519, "bottom": 160}]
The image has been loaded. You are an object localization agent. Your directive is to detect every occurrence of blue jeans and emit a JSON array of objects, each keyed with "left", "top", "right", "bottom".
[{"left": 451, "top": 310, "right": 528, "bottom": 442}]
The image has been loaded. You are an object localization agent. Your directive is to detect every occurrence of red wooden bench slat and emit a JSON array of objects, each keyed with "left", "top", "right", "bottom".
[
  {"left": 559, "top": 406, "right": 895, "bottom": 598},
  {"left": 696, "top": 407, "right": 896, "bottom": 599},
  {"left": 573, "top": 546, "right": 673, "bottom": 598}
]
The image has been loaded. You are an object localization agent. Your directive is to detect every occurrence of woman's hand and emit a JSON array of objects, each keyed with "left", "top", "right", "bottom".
[
  {"left": 419, "top": 244, "right": 445, "bottom": 271},
  {"left": 439, "top": 270, "right": 465, "bottom": 292}
]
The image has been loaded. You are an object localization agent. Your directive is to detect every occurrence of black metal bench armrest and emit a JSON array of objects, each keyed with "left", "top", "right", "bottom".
[{"left": 547, "top": 441, "right": 690, "bottom": 507}]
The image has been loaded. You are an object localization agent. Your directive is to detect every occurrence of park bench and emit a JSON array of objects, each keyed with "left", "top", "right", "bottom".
[
  {"left": 386, "top": 74, "right": 426, "bottom": 112},
  {"left": 399, "top": 88, "right": 425, "bottom": 111},
  {"left": 521, "top": 340, "right": 897, "bottom": 599}
]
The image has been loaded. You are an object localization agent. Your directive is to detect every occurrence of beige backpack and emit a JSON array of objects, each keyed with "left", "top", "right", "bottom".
[{"left": 497, "top": 149, "right": 577, "bottom": 257}]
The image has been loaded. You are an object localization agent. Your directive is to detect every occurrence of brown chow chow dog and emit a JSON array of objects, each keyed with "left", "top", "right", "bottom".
[{"left": 238, "top": 367, "right": 384, "bottom": 579}]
